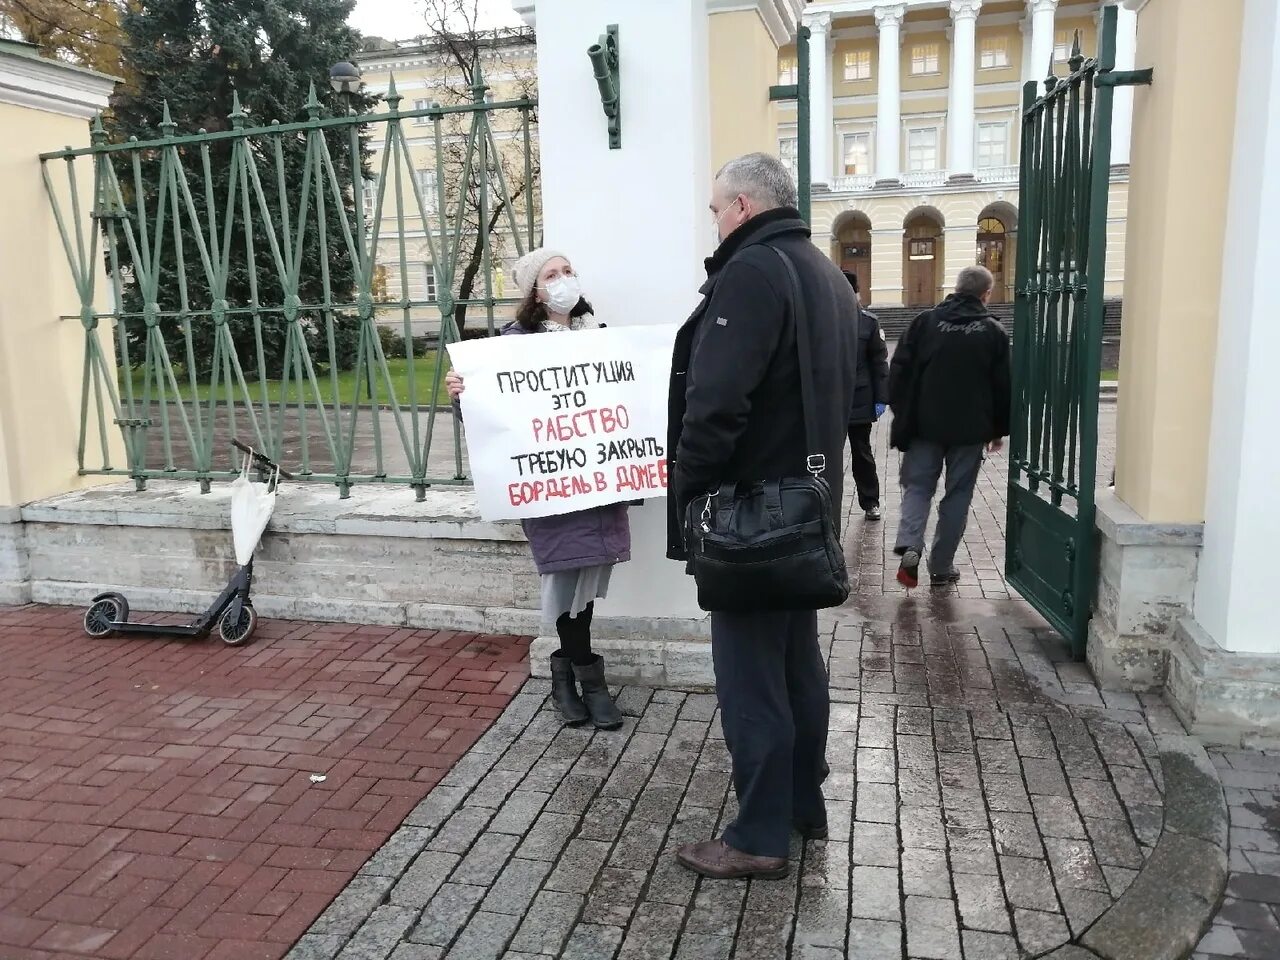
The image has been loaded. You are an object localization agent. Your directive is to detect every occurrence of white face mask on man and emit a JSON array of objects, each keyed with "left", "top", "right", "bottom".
[{"left": 541, "top": 275, "right": 582, "bottom": 315}]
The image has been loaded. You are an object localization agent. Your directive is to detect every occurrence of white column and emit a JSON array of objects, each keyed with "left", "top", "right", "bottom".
[
  {"left": 1110, "top": 1, "right": 1139, "bottom": 166},
  {"left": 1194, "top": 0, "right": 1280, "bottom": 654},
  {"left": 1026, "top": 0, "right": 1059, "bottom": 85},
  {"left": 947, "top": 0, "right": 982, "bottom": 179},
  {"left": 1020, "top": 16, "right": 1034, "bottom": 84},
  {"left": 806, "top": 11, "right": 834, "bottom": 186},
  {"left": 875, "top": 3, "right": 906, "bottom": 183}
]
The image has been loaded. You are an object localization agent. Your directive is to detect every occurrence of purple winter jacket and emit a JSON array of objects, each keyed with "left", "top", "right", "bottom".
[{"left": 497, "top": 322, "right": 631, "bottom": 575}]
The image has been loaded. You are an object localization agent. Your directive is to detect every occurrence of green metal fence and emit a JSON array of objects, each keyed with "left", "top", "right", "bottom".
[
  {"left": 41, "top": 64, "right": 538, "bottom": 499},
  {"left": 1005, "top": 5, "right": 1151, "bottom": 655}
]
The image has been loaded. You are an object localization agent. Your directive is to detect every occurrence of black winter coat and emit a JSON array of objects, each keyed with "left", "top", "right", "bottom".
[
  {"left": 888, "top": 293, "right": 1012, "bottom": 450},
  {"left": 666, "top": 208, "right": 860, "bottom": 561},
  {"left": 849, "top": 307, "right": 889, "bottom": 425}
]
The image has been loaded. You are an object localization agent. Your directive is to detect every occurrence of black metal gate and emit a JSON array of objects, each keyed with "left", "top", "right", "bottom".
[{"left": 1006, "top": 5, "right": 1151, "bottom": 655}]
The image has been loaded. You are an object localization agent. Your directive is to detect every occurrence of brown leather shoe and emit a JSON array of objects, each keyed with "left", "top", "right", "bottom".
[{"left": 675, "top": 839, "right": 788, "bottom": 879}]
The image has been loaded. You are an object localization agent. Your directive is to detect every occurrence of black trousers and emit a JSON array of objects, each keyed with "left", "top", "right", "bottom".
[
  {"left": 710, "top": 609, "right": 829, "bottom": 858},
  {"left": 847, "top": 421, "right": 880, "bottom": 510}
]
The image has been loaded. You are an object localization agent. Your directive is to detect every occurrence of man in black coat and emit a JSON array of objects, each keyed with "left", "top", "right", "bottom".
[
  {"left": 888, "top": 265, "right": 1011, "bottom": 588},
  {"left": 666, "top": 153, "right": 858, "bottom": 880},
  {"left": 844, "top": 271, "right": 889, "bottom": 521}
]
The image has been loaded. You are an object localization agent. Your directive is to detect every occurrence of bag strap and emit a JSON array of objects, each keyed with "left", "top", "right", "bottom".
[{"left": 765, "top": 245, "right": 826, "bottom": 478}]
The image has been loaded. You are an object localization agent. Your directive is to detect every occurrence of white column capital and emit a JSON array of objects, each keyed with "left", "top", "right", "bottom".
[
  {"left": 874, "top": 4, "right": 908, "bottom": 29},
  {"left": 1026, "top": 0, "right": 1059, "bottom": 14},
  {"left": 950, "top": 0, "right": 983, "bottom": 22},
  {"left": 803, "top": 10, "right": 833, "bottom": 34}
]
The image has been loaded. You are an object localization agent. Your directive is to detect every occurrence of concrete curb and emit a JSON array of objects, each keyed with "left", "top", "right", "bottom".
[{"left": 1074, "top": 734, "right": 1228, "bottom": 960}]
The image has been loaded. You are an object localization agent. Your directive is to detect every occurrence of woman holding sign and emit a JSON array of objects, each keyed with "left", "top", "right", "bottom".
[{"left": 446, "top": 248, "right": 627, "bottom": 731}]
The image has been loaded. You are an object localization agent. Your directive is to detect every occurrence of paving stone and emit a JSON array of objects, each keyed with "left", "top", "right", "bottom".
[
  {"left": 450, "top": 832, "right": 520, "bottom": 887},
  {"left": 407, "top": 786, "right": 471, "bottom": 830},
  {"left": 672, "top": 933, "right": 733, "bottom": 960},
  {"left": 409, "top": 883, "right": 486, "bottom": 947},
  {"left": 339, "top": 906, "right": 419, "bottom": 960},
  {"left": 855, "top": 781, "right": 898, "bottom": 824},
  {"left": 801, "top": 839, "right": 851, "bottom": 890},
  {"left": 362, "top": 827, "right": 438, "bottom": 879},
  {"left": 684, "top": 883, "right": 748, "bottom": 938},
  {"left": 509, "top": 890, "right": 584, "bottom": 955},
  {"left": 1058, "top": 886, "right": 1113, "bottom": 936},
  {"left": 901, "top": 806, "right": 947, "bottom": 850},
  {"left": 516, "top": 811, "right": 579, "bottom": 862},
  {"left": 489, "top": 791, "right": 551, "bottom": 836},
  {"left": 902, "top": 848, "right": 950, "bottom": 899},
  {"left": 545, "top": 839, "right": 614, "bottom": 901},
  {"left": 904, "top": 896, "right": 962, "bottom": 960},
  {"left": 288, "top": 935, "right": 349, "bottom": 960},
  {"left": 983, "top": 774, "right": 1033, "bottom": 813},
  {"left": 602, "top": 763, "right": 652, "bottom": 800},
  {"left": 311, "top": 875, "right": 398, "bottom": 938},
  {"left": 610, "top": 818, "right": 669, "bottom": 871},
  {"left": 520, "top": 758, "right": 576, "bottom": 795},
  {"left": 466, "top": 769, "right": 526, "bottom": 809},
  {"left": 858, "top": 747, "right": 898, "bottom": 784},
  {"left": 1032, "top": 794, "right": 1088, "bottom": 840},
  {"left": 852, "top": 820, "right": 899, "bottom": 867},
  {"left": 1044, "top": 837, "right": 1109, "bottom": 893},
  {"left": 955, "top": 873, "right": 1012, "bottom": 933},
  {"left": 616, "top": 901, "right": 684, "bottom": 960},
  {"left": 389, "top": 945, "right": 443, "bottom": 960},
  {"left": 631, "top": 783, "right": 685, "bottom": 825},
  {"left": 430, "top": 808, "right": 497, "bottom": 854},
  {"left": 795, "top": 886, "right": 851, "bottom": 950},
  {"left": 1013, "top": 908, "right": 1071, "bottom": 955},
  {"left": 443, "top": 910, "right": 519, "bottom": 960},
  {"left": 847, "top": 917, "right": 903, "bottom": 956},
  {"left": 481, "top": 858, "right": 552, "bottom": 917},
  {"left": 850, "top": 864, "right": 902, "bottom": 922},
  {"left": 946, "top": 826, "right": 998, "bottom": 876},
  {"left": 582, "top": 867, "right": 647, "bottom": 927},
  {"left": 561, "top": 923, "right": 624, "bottom": 960},
  {"left": 960, "top": 930, "right": 1019, "bottom": 960},
  {"left": 990, "top": 811, "right": 1044, "bottom": 859},
  {"left": 392, "top": 851, "right": 463, "bottom": 907},
  {"left": 1085, "top": 817, "right": 1144, "bottom": 869},
  {"left": 1000, "top": 856, "right": 1059, "bottom": 912},
  {"left": 1070, "top": 779, "right": 1127, "bottom": 821}
]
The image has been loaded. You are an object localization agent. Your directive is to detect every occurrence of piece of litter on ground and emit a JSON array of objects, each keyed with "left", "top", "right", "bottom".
[{"left": 309, "top": 774, "right": 326, "bottom": 783}]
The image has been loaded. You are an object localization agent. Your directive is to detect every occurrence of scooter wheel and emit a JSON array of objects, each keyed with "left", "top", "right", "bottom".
[
  {"left": 84, "top": 596, "right": 125, "bottom": 638},
  {"left": 219, "top": 604, "right": 257, "bottom": 646}
]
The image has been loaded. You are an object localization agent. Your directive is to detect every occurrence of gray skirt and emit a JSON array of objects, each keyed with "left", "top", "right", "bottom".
[{"left": 541, "top": 564, "right": 614, "bottom": 625}]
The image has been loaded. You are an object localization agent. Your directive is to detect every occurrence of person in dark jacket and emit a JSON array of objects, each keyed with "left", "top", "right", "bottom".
[
  {"left": 667, "top": 153, "right": 858, "bottom": 881},
  {"left": 445, "top": 248, "right": 625, "bottom": 731},
  {"left": 843, "top": 271, "right": 889, "bottom": 521},
  {"left": 888, "top": 264, "right": 1011, "bottom": 588}
]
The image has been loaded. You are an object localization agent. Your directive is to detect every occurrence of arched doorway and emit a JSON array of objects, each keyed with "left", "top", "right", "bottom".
[
  {"left": 833, "top": 211, "right": 872, "bottom": 306},
  {"left": 977, "top": 202, "right": 1018, "bottom": 303},
  {"left": 903, "top": 208, "right": 945, "bottom": 308}
]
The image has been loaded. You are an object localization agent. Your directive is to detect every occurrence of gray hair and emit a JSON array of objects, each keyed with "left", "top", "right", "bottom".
[
  {"left": 715, "top": 152, "right": 798, "bottom": 211},
  {"left": 956, "top": 264, "right": 995, "bottom": 298}
]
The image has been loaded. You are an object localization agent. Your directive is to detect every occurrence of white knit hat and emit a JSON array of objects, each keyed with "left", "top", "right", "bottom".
[{"left": 513, "top": 247, "right": 570, "bottom": 299}]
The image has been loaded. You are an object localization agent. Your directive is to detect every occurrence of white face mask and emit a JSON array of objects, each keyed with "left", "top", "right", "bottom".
[{"left": 541, "top": 275, "right": 582, "bottom": 315}]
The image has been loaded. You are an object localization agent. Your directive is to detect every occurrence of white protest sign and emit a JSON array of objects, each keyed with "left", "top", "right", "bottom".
[{"left": 447, "top": 324, "right": 679, "bottom": 521}]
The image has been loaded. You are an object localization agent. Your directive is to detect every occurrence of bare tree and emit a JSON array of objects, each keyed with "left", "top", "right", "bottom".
[{"left": 416, "top": 0, "right": 540, "bottom": 335}]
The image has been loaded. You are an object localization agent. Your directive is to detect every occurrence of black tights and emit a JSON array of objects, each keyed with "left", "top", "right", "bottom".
[{"left": 555, "top": 603, "right": 595, "bottom": 666}]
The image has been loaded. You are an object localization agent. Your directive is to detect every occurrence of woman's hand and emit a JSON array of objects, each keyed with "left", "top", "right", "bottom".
[{"left": 446, "top": 370, "right": 465, "bottom": 401}]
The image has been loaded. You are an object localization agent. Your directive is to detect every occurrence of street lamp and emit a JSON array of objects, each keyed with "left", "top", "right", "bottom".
[{"left": 328, "top": 60, "right": 363, "bottom": 97}]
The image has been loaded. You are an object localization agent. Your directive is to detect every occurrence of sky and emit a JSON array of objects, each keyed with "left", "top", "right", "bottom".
[{"left": 348, "top": 0, "right": 523, "bottom": 42}]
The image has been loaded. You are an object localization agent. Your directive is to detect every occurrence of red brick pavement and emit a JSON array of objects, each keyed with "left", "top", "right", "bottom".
[{"left": 0, "top": 605, "right": 530, "bottom": 960}]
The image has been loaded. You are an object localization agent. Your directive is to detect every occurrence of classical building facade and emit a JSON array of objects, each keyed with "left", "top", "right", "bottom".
[{"left": 781, "top": 0, "right": 1135, "bottom": 307}]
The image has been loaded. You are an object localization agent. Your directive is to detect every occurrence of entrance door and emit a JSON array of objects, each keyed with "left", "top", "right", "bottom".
[
  {"left": 978, "top": 217, "right": 1007, "bottom": 304},
  {"left": 840, "top": 243, "right": 872, "bottom": 306},
  {"left": 906, "top": 238, "right": 936, "bottom": 307}
]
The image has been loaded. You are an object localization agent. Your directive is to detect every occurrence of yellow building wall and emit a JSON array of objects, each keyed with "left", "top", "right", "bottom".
[
  {"left": 715, "top": 12, "right": 785, "bottom": 174},
  {"left": 1114, "top": 0, "right": 1244, "bottom": 522},
  {"left": 0, "top": 101, "right": 122, "bottom": 507}
]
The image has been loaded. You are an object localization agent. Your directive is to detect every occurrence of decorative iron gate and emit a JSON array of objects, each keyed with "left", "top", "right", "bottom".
[
  {"left": 1006, "top": 5, "right": 1151, "bottom": 655},
  {"left": 40, "top": 61, "right": 537, "bottom": 500}
]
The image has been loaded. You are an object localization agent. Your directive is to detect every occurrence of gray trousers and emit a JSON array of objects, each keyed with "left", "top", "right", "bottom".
[{"left": 894, "top": 440, "right": 984, "bottom": 575}]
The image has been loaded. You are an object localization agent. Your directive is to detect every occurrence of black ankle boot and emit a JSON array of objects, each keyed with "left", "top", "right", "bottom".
[
  {"left": 549, "top": 653, "right": 589, "bottom": 726},
  {"left": 572, "top": 655, "right": 623, "bottom": 730}
]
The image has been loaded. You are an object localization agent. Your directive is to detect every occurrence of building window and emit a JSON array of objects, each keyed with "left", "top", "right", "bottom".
[
  {"left": 420, "top": 263, "right": 438, "bottom": 302},
  {"left": 910, "top": 43, "right": 940, "bottom": 75},
  {"left": 362, "top": 178, "right": 378, "bottom": 220},
  {"left": 843, "top": 133, "right": 871, "bottom": 175},
  {"left": 979, "top": 36, "right": 1010, "bottom": 70},
  {"left": 1054, "top": 29, "right": 1073, "bottom": 63},
  {"left": 412, "top": 98, "right": 431, "bottom": 124},
  {"left": 976, "top": 122, "right": 1009, "bottom": 169},
  {"left": 778, "top": 137, "right": 798, "bottom": 180},
  {"left": 414, "top": 168, "right": 438, "bottom": 212},
  {"left": 778, "top": 56, "right": 797, "bottom": 85},
  {"left": 907, "top": 128, "right": 939, "bottom": 171},
  {"left": 843, "top": 49, "right": 872, "bottom": 81}
]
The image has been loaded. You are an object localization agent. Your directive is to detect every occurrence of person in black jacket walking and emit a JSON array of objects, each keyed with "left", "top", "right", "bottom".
[
  {"left": 844, "top": 271, "right": 889, "bottom": 521},
  {"left": 888, "top": 265, "right": 1011, "bottom": 588},
  {"left": 666, "top": 153, "right": 858, "bottom": 881}
]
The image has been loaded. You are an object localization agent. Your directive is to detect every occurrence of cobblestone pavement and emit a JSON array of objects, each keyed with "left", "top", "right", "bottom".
[{"left": 0, "top": 606, "right": 528, "bottom": 960}]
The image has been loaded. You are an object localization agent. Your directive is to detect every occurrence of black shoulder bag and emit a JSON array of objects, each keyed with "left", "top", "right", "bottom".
[{"left": 682, "top": 246, "right": 850, "bottom": 613}]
